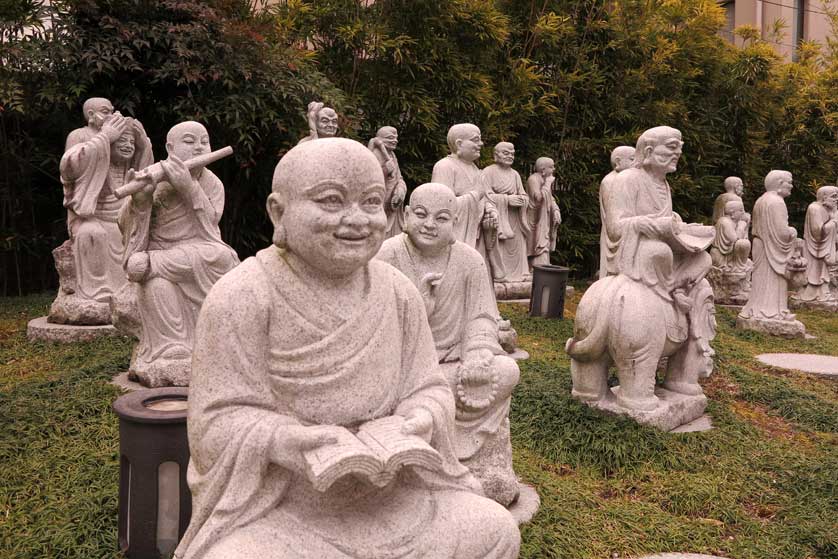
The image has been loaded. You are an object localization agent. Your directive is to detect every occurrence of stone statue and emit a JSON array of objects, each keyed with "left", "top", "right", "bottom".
[
  {"left": 566, "top": 127, "right": 717, "bottom": 431},
  {"left": 737, "top": 170, "right": 807, "bottom": 337},
  {"left": 525, "top": 157, "right": 562, "bottom": 269},
  {"left": 431, "top": 123, "right": 498, "bottom": 253},
  {"left": 173, "top": 138, "right": 520, "bottom": 559},
  {"left": 482, "top": 143, "right": 531, "bottom": 292},
  {"left": 376, "top": 182, "right": 522, "bottom": 507},
  {"left": 792, "top": 185, "right": 838, "bottom": 309},
  {"left": 368, "top": 126, "right": 407, "bottom": 237},
  {"left": 51, "top": 101, "right": 153, "bottom": 325},
  {"left": 712, "top": 176, "right": 745, "bottom": 223},
  {"left": 599, "top": 145, "right": 635, "bottom": 279},
  {"left": 707, "top": 199, "right": 753, "bottom": 305},
  {"left": 297, "top": 101, "right": 339, "bottom": 144},
  {"left": 118, "top": 121, "right": 240, "bottom": 386}
]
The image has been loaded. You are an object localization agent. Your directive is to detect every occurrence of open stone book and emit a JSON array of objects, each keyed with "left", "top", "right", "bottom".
[{"left": 303, "top": 414, "right": 443, "bottom": 492}]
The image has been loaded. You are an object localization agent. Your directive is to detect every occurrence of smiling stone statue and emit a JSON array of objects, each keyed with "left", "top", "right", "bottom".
[{"left": 174, "top": 138, "right": 521, "bottom": 559}]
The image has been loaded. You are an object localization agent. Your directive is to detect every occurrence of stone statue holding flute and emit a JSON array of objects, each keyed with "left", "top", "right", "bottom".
[{"left": 117, "top": 121, "right": 240, "bottom": 387}]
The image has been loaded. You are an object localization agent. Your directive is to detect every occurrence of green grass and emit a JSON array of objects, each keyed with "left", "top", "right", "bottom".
[{"left": 0, "top": 293, "right": 836, "bottom": 558}]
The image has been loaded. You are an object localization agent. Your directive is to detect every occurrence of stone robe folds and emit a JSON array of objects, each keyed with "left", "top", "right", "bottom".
[
  {"left": 483, "top": 165, "right": 531, "bottom": 283},
  {"left": 740, "top": 191, "right": 795, "bottom": 319},
  {"left": 798, "top": 201, "right": 837, "bottom": 301},
  {"left": 59, "top": 130, "right": 153, "bottom": 303},
  {"left": 598, "top": 170, "right": 619, "bottom": 278},
  {"left": 603, "top": 168, "right": 713, "bottom": 302},
  {"left": 119, "top": 169, "right": 239, "bottom": 375},
  {"left": 431, "top": 156, "right": 496, "bottom": 250},
  {"left": 526, "top": 174, "right": 560, "bottom": 266},
  {"left": 174, "top": 249, "right": 519, "bottom": 559},
  {"left": 712, "top": 192, "right": 742, "bottom": 223},
  {"left": 711, "top": 216, "right": 750, "bottom": 271}
]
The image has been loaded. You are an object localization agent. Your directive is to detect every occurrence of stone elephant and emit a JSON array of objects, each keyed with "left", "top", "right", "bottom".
[{"left": 565, "top": 274, "right": 716, "bottom": 412}]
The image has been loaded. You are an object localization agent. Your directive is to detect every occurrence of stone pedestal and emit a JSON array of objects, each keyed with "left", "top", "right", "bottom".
[
  {"left": 48, "top": 240, "right": 114, "bottom": 325},
  {"left": 27, "top": 316, "right": 119, "bottom": 343},
  {"left": 581, "top": 387, "right": 708, "bottom": 432},
  {"left": 494, "top": 280, "right": 532, "bottom": 300},
  {"left": 736, "top": 315, "right": 807, "bottom": 338},
  {"left": 707, "top": 265, "right": 751, "bottom": 305}
]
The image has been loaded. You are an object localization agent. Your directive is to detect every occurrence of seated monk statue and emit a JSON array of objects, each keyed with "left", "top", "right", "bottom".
[
  {"left": 53, "top": 104, "right": 153, "bottom": 324},
  {"left": 712, "top": 176, "right": 745, "bottom": 223},
  {"left": 118, "top": 121, "right": 240, "bottom": 387},
  {"left": 711, "top": 200, "right": 751, "bottom": 272},
  {"left": 376, "top": 182, "right": 522, "bottom": 507},
  {"left": 173, "top": 139, "right": 520, "bottom": 559}
]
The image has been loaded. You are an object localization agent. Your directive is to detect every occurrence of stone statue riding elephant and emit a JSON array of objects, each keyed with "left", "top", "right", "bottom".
[{"left": 565, "top": 274, "right": 716, "bottom": 412}]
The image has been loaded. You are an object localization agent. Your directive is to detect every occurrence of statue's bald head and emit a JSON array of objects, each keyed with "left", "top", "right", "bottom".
[
  {"left": 83, "top": 97, "right": 114, "bottom": 128},
  {"left": 167, "top": 121, "right": 207, "bottom": 146},
  {"left": 446, "top": 123, "right": 481, "bottom": 153},
  {"left": 409, "top": 182, "right": 457, "bottom": 213},
  {"left": 535, "top": 157, "right": 554, "bottom": 173},
  {"left": 816, "top": 185, "right": 838, "bottom": 204},
  {"left": 610, "top": 145, "right": 635, "bottom": 171},
  {"left": 765, "top": 170, "right": 792, "bottom": 192},
  {"left": 271, "top": 138, "right": 384, "bottom": 200},
  {"left": 376, "top": 126, "right": 397, "bottom": 138},
  {"left": 633, "top": 126, "right": 682, "bottom": 169},
  {"left": 724, "top": 200, "right": 744, "bottom": 215},
  {"left": 724, "top": 176, "right": 743, "bottom": 195}
]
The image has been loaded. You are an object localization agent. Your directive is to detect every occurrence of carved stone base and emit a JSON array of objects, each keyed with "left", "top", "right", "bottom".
[
  {"left": 494, "top": 281, "right": 532, "bottom": 300},
  {"left": 706, "top": 266, "right": 751, "bottom": 305},
  {"left": 27, "top": 316, "right": 119, "bottom": 343},
  {"left": 578, "top": 387, "right": 708, "bottom": 431},
  {"left": 48, "top": 292, "right": 112, "bottom": 325},
  {"left": 508, "top": 483, "right": 540, "bottom": 525},
  {"left": 736, "top": 315, "right": 807, "bottom": 338},
  {"left": 790, "top": 297, "right": 838, "bottom": 312},
  {"left": 129, "top": 355, "right": 191, "bottom": 388}
]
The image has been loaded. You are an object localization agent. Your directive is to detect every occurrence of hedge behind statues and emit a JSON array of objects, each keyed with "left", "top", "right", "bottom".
[{"left": 3, "top": 0, "right": 838, "bottom": 294}]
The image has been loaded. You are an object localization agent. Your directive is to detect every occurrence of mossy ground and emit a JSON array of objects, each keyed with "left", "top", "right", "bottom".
[{"left": 0, "top": 293, "right": 835, "bottom": 558}]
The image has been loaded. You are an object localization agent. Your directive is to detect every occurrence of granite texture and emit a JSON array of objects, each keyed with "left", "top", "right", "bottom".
[
  {"left": 669, "top": 414, "right": 714, "bottom": 433},
  {"left": 792, "top": 185, "right": 838, "bottom": 308},
  {"left": 297, "top": 101, "right": 339, "bottom": 144},
  {"left": 174, "top": 139, "right": 520, "bottom": 559},
  {"left": 116, "top": 121, "right": 239, "bottom": 387},
  {"left": 377, "top": 182, "right": 525, "bottom": 509},
  {"left": 708, "top": 194, "right": 752, "bottom": 305},
  {"left": 526, "top": 157, "right": 561, "bottom": 270},
  {"left": 598, "top": 146, "right": 635, "bottom": 278},
  {"left": 756, "top": 353, "right": 838, "bottom": 376},
  {"left": 484, "top": 143, "right": 531, "bottom": 285},
  {"left": 49, "top": 99, "right": 153, "bottom": 326},
  {"left": 368, "top": 126, "right": 406, "bottom": 238},
  {"left": 738, "top": 171, "right": 808, "bottom": 337},
  {"left": 566, "top": 127, "right": 716, "bottom": 430},
  {"left": 27, "top": 316, "right": 119, "bottom": 343}
]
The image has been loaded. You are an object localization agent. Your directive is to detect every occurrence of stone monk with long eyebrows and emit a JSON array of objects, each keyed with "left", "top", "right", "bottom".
[
  {"left": 174, "top": 139, "right": 520, "bottom": 559},
  {"left": 377, "top": 182, "right": 522, "bottom": 507}
]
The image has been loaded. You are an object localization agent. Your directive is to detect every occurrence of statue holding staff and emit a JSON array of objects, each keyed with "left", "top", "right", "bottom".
[{"left": 368, "top": 126, "right": 407, "bottom": 238}]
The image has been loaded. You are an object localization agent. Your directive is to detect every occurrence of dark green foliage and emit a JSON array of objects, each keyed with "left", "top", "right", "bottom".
[{"left": 4, "top": 0, "right": 838, "bottom": 293}]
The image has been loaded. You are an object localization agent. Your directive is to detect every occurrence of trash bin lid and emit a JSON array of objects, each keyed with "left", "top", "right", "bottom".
[
  {"left": 532, "top": 264, "right": 569, "bottom": 274},
  {"left": 113, "top": 387, "right": 189, "bottom": 424}
]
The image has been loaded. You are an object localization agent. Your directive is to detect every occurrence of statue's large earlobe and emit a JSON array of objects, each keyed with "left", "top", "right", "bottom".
[
  {"left": 266, "top": 193, "right": 287, "bottom": 248},
  {"left": 165, "top": 142, "right": 173, "bottom": 156},
  {"left": 644, "top": 145, "right": 653, "bottom": 161}
]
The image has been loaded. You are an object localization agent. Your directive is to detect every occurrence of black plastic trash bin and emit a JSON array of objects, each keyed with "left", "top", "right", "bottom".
[
  {"left": 529, "top": 264, "right": 569, "bottom": 319},
  {"left": 113, "top": 388, "right": 191, "bottom": 559}
]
